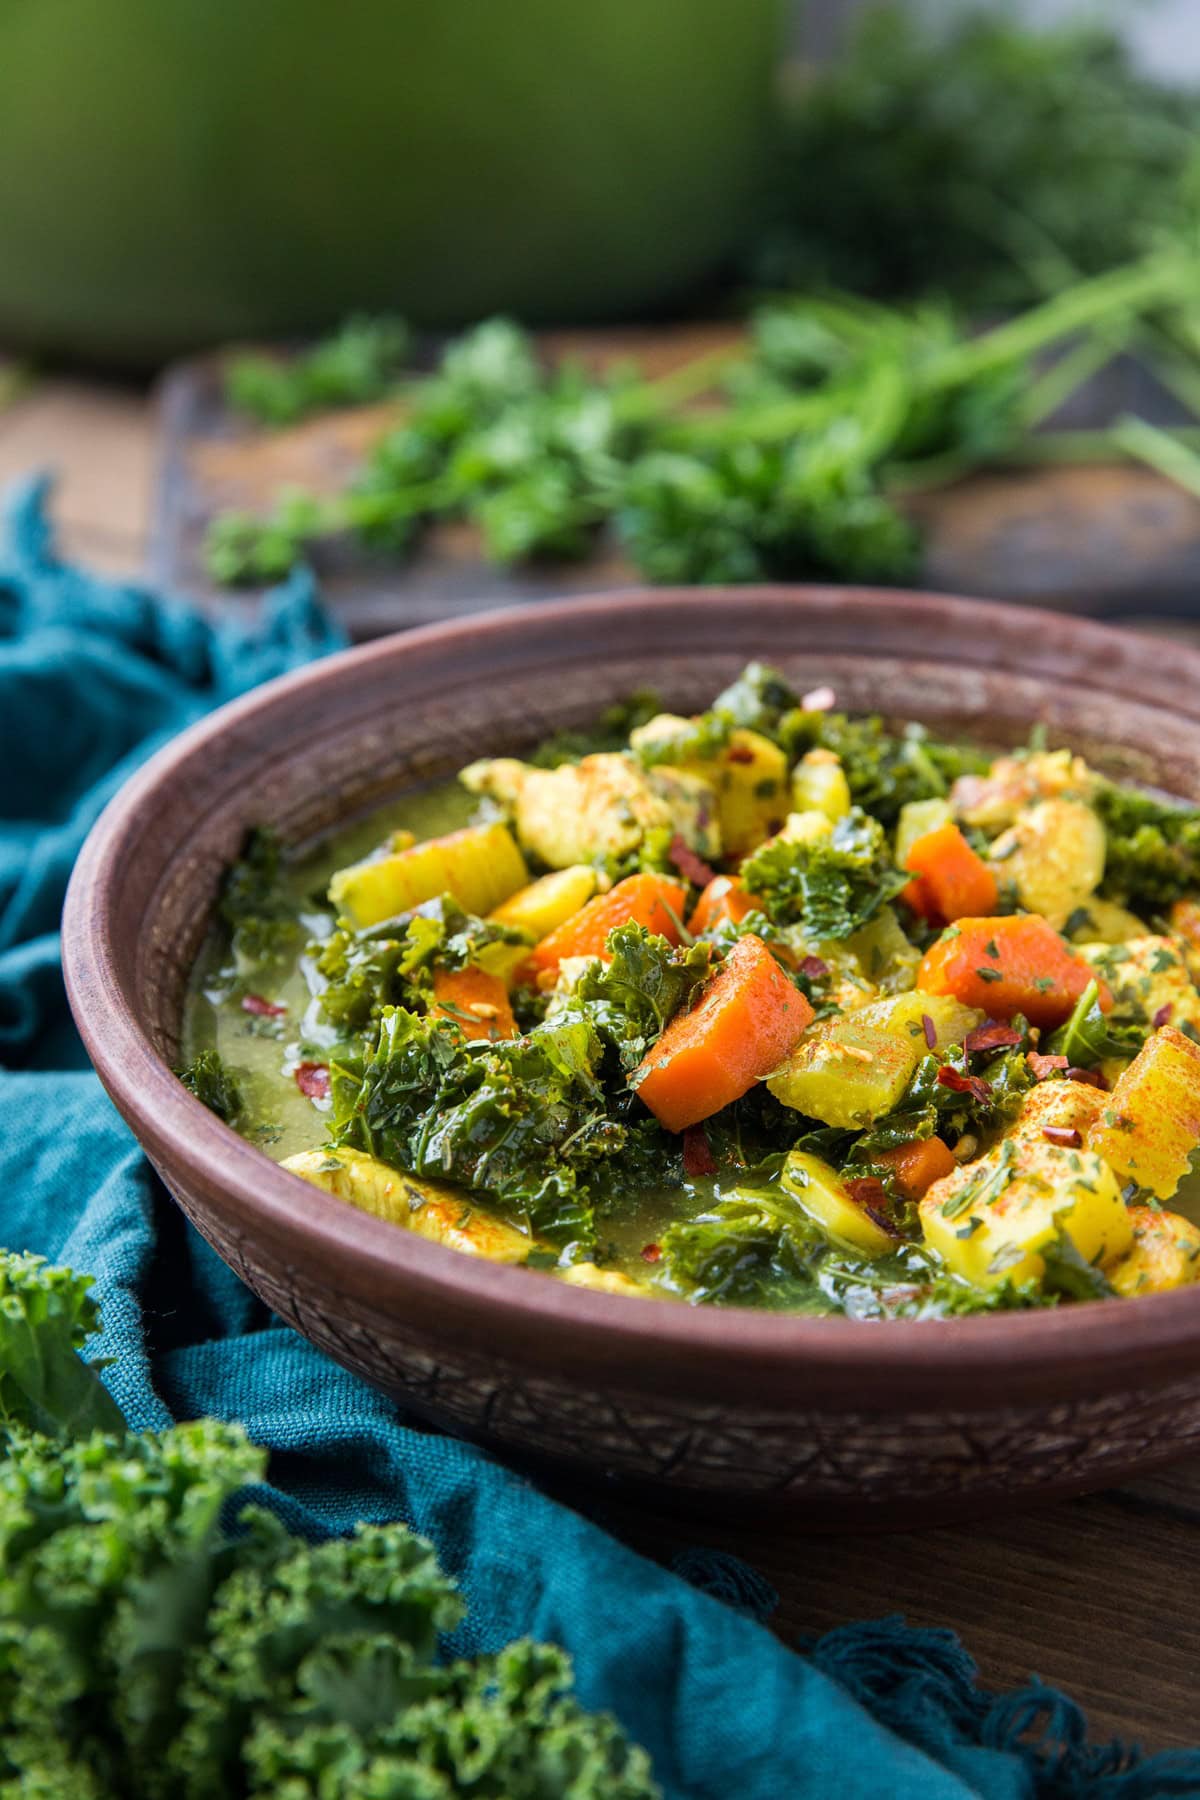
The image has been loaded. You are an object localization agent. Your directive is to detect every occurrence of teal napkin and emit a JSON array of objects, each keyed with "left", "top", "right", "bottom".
[{"left": 3, "top": 472, "right": 1196, "bottom": 1800}]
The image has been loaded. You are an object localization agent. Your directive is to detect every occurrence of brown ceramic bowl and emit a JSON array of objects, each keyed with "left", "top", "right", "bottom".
[{"left": 63, "top": 587, "right": 1200, "bottom": 1526}]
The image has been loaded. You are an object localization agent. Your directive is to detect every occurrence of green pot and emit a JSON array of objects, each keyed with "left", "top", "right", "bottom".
[{"left": 0, "top": 0, "right": 781, "bottom": 368}]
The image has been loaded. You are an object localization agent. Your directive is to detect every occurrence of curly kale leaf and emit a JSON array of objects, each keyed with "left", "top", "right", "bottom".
[
  {"left": 1095, "top": 782, "right": 1200, "bottom": 908},
  {"left": 176, "top": 1049, "right": 245, "bottom": 1126},
  {"left": 314, "top": 897, "right": 525, "bottom": 1033},
  {"left": 331, "top": 1009, "right": 630, "bottom": 1243},
  {"left": 217, "top": 827, "right": 304, "bottom": 979},
  {"left": 782, "top": 710, "right": 988, "bottom": 826},
  {"left": 1044, "top": 978, "right": 1148, "bottom": 1067},
  {"left": 0, "top": 1396, "right": 658, "bottom": 1799},
  {"left": 656, "top": 1190, "right": 828, "bottom": 1309},
  {"left": 0, "top": 1252, "right": 126, "bottom": 1442},
  {"left": 741, "top": 806, "right": 908, "bottom": 939},
  {"left": 572, "top": 923, "right": 713, "bottom": 1074}
]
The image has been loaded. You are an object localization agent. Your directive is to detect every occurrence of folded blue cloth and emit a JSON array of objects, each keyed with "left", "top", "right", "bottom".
[{"left": 3, "top": 472, "right": 1196, "bottom": 1800}]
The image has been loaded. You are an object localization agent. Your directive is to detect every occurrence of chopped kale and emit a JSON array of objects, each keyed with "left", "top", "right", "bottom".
[
  {"left": 176, "top": 1049, "right": 244, "bottom": 1126},
  {"left": 314, "top": 896, "right": 524, "bottom": 1032},
  {"left": 780, "top": 711, "right": 988, "bottom": 826},
  {"left": 741, "top": 806, "right": 908, "bottom": 939},
  {"left": 527, "top": 691, "right": 662, "bottom": 769},
  {"left": 217, "top": 827, "right": 303, "bottom": 978},
  {"left": 571, "top": 923, "right": 712, "bottom": 1075},
  {"left": 1044, "top": 978, "right": 1148, "bottom": 1067},
  {"left": 1095, "top": 783, "right": 1200, "bottom": 908},
  {"left": 330, "top": 1007, "right": 660, "bottom": 1245}
]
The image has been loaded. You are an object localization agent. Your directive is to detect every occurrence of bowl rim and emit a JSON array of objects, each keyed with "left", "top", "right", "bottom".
[{"left": 62, "top": 584, "right": 1200, "bottom": 1409}]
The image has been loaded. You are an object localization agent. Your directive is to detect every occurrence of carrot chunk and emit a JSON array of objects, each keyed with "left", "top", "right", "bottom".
[
  {"left": 902, "top": 822, "right": 998, "bottom": 924},
  {"left": 523, "top": 873, "right": 688, "bottom": 980},
  {"left": 687, "top": 875, "right": 760, "bottom": 935},
  {"left": 917, "top": 914, "right": 1110, "bottom": 1029},
  {"left": 430, "top": 965, "right": 517, "bottom": 1041},
  {"left": 634, "top": 934, "right": 814, "bottom": 1132},
  {"left": 875, "top": 1136, "right": 956, "bottom": 1202}
]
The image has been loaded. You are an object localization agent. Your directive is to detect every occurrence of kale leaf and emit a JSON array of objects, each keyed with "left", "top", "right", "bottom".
[
  {"left": 781, "top": 711, "right": 988, "bottom": 826},
  {"left": 176, "top": 1048, "right": 244, "bottom": 1126},
  {"left": 572, "top": 923, "right": 712, "bottom": 1074},
  {"left": 217, "top": 827, "right": 304, "bottom": 979},
  {"left": 1095, "top": 782, "right": 1200, "bottom": 908},
  {"left": 0, "top": 1247, "right": 657, "bottom": 1797},
  {"left": 331, "top": 1008, "right": 630, "bottom": 1244},
  {"left": 1044, "top": 977, "right": 1147, "bottom": 1067},
  {"left": 741, "top": 807, "right": 908, "bottom": 939},
  {"left": 656, "top": 1190, "right": 828, "bottom": 1309},
  {"left": 314, "top": 896, "right": 524, "bottom": 1033},
  {"left": 0, "top": 1251, "right": 125, "bottom": 1442}
]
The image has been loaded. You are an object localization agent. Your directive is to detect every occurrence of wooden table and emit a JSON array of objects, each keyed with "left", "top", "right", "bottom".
[{"left": 3, "top": 372, "right": 1198, "bottom": 1754}]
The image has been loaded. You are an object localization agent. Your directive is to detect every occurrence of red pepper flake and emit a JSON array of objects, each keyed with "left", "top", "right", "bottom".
[
  {"left": 1067, "top": 1065, "right": 1109, "bottom": 1091},
  {"left": 640, "top": 1243, "right": 662, "bottom": 1264},
  {"left": 799, "top": 955, "right": 829, "bottom": 980},
  {"left": 682, "top": 1126, "right": 718, "bottom": 1179},
  {"left": 1154, "top": 1002, "right": 1174, "bottom": 1028},
  {"left": 294, "top": 1061, "right": 331, "bottom": 1101},
  {"left": 726, "top": 744, "right": 756, "bottom": 764},
  {"left": 936, "top": 1065, "right": 993, "bottom": 1105},
  {"left": 668, "top": 834, "right": 716, "bottom": 889},
  {"left": 802, "top": 685, "right": 836, "bottom": 712},
  {"left": 1043, "top": 1125, "right": 1082, "bottom": 1147},
  {"left": 1027, "top": 1051, "right": 1069, "bottom": 1082},
  {"left": 964, "top": 1022, "right": 1022, "bottom": 1056},
  {"left": 242, "top": 993, "right": 286, "bottom": 1018},
  {"left": 921, "top": 1013, "right": 937, "bottom": 1050}
]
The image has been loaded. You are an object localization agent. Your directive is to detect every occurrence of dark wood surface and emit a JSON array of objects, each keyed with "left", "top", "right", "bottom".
[{"left": 150, "top": 329, "right": 1200, "bottom": 643}]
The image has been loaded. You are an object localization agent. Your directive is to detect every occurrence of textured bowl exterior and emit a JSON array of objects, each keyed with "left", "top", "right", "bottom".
[{"left": 62, "top": 587, "right": 1200, "bottom": 1523}]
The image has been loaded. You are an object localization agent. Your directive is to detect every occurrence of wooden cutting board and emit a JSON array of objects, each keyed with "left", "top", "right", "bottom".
[{"left": 150, "top": 328, "right": 1200, "bottom": 642}]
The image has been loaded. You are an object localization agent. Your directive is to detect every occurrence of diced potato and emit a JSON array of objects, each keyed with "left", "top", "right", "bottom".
[
  {"left": 951, "top": 749, "right": 1098, "bottom": 831},
  {"left": 630, "top": 714, "right": 788, "bottom": 857},
  {"left": 461, "top": 751, "right": 719, "bottom": 869},
  {"left": 328, "top": 821, "right": 528, "bottom": 928},
  {"left": 767, "top": 992, "right": 981, "bottom": 1128},
  {"left": 777, "top": 809, "right": 834, "bottom": 845},
  {"left": 1105, "top": 1204, "right": 1200, "bottom": 1296},
  {"left": 919, "top": 1136, "right": 1132, "bottom": 1287},
  {"left": 846, "top": 905, "right": 921, "bottom": 995},
  {"left": 1009, "top": 1078, "right": 1108, "bottom": 1144},
  {"left": 1087, "top": 1025, "right": 1200, "bottom": 1200},
  {"left": 283, "top": 1148, "right": 532, "bottom": 1261},
  {"left": 791, "top": 749, "right": 852, "bottom": 823},
  {"left": 479, "top": 865, "right": 598, "bottom": 981},
  {"left": 561, "top": 1263, "right": 652, "bottom": 1297},
  {"left": 988, "top": 798, "right": 1105, "bottom": 923},
  {"left": 894, "top": 798, "right": 952, "bottom": 868},
  {"left": 1062, "top": 898, "right": 1147, "bottom": 945},
  {"left": 1079, "top": 935, "right": 1200, "bottom": 1035},
  {"left": 781, "top": 1151, "right": 896, "bottom": 1256}
]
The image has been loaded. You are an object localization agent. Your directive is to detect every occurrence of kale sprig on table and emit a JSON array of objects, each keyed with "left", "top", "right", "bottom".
[
  {"left": 0, "top": 1249, "right": 659, "bottom": 1799},
  {"left": 208, "top": 249, "right": 1198, "bottom": 592}
]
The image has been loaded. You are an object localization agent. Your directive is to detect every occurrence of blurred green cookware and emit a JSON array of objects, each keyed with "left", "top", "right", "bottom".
[{"left": 0, "top": 0, "right": 781, "bottom": 368}]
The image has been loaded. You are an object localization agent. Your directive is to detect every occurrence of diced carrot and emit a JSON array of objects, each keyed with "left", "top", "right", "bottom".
[
  {"left": 688, "top": 875, "right": 760, "bottom": 935},
  {"left": 431, "top": 965, "right": 517, "bottom": 1041},
  {"left": 633, "top": 934, "right": 814, "bottom": 1132},
  {"left": 523, "top": 873, "right": 688, "bottom": 981},
  {"left": 901, "top": 822, "right": 998, "bottom": 925},
  {"left": 875, "top": 1136, "right": 956, "bottom": 1203},
  {"left": 916, "top": 914, "right": 1110, "bottom": 1029},
  {"left": 1169, "top": 898, "right": 1200, "bottom": 954}
]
